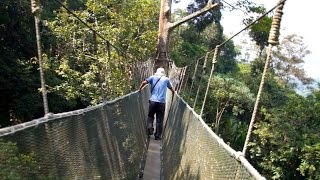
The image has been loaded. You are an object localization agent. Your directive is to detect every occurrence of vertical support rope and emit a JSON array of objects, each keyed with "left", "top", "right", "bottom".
[
  {"left": 103, "top": 41, "right": 111, "bottom": 100},
  {"left": 193, "top": 52, "right": 210, "bottom": 109},
  {"left": 200, "top": 46, "right": 219, "bottom": 116},
  {"left": 181, "top": 67, "right": 188, "bottom": 92},
  {"left": 189, "top": 57, "right": 201, "bottom": 93},
  {"left": 242, "top": 0, "right": 286, "bottom": 155},
  {"left": 177, "top": 67, "right": 187, "bottom": 93},
  {"left": 179, "top": 66, "right": 187, "bottom": 92},
  {"left": 242, "top": 44, "right": 272, "bottom": 155},
  {"left": 107, "top": 41, "right": 117, "bottom": 99},
  {"left": 31, "top": 0, "right": 49, "bottom": 114},
  {"left": 93, "top": 18, "right": 106, "bottom": 102}
]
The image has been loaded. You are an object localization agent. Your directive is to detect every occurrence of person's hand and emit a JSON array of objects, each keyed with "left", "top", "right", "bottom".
[
  {"left": 139, "top": 80, "right": 147, "bottom": 92},
  {"left": 171, "top": 91, "right": 175, "bottom": 101}
]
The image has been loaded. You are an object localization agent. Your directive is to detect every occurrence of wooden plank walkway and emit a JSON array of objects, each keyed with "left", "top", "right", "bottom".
[{"left": 143, "top": 136, "right": 161, "bottom": 180}]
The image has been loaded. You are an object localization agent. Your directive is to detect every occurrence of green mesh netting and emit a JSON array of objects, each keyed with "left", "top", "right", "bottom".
[
  {"left": 0, "top": 89, "right": 150, "bottom": 179},
  {"left": 0, "top": 59, "right": 264, "bottom": 180},
  {"left": 162, "top": 92, "right": 265, "bottom": 180},
  {"left": 131, "top": 58, "right": 154, "bottom": 89}
]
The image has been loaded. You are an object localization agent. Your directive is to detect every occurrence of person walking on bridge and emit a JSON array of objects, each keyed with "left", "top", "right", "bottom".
[{"left": 139, "top": 67, "right": 175, "bottom": 140}]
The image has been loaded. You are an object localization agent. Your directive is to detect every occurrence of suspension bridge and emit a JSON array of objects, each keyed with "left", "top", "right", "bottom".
[
  {"left": 0, "top": 0, "right": 287, "bottom": 179},
  {"left": 0, "top": 64, "right": 264, "bottom": 179}
]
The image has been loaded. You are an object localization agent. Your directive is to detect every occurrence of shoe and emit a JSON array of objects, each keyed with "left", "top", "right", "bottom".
[
  {"left": 147, "top": 128, "right": 154, "bottom": 135},
  {"left": 154, "top": 136, "right": 162, "bottom": 140}
]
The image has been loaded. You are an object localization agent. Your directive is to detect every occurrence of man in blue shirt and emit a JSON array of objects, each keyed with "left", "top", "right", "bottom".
[{"left": 139, "top": 67, "right": 175, "bottom": 140}]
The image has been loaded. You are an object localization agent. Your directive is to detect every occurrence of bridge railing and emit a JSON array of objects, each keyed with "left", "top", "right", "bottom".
[
  {"left": 0, "top": 60, "right": 264, "bottom": 179},
  {"left": 162, "top": 92, "right": 265, "bottom": 180},
  {"left": 0, "top": 89, "right": 150, "bottom": 179}
]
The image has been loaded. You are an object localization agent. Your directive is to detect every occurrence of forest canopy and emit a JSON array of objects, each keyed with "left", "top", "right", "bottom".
[{"left": 0, "top": 0, "right": 319, "bottom": 179}]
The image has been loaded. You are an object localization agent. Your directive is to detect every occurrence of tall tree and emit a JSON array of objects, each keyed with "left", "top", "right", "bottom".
[
  {"left": 250, "top": 90, "right": 320, "bottom": 179},
  {"left": 47, "top": 0, "right": 160, "bottom": 105},
  {"left": 207, "top": 75, "right": 254, "bottom": 134},
  {"left": 272, "top": 34, "right": 313, "bottom": 88},
  {"left": 0, "top": 0, "right": 44, "bottom": 127},
  {"left": 299, "top": 87, "right": 320, "bottom": 179},
  {"left": 186, "top": 0, "right": 222, "bottom": 32},
  {"left": 170, "top": 14, "right": 238, "bottom": 73},
  {"left": 0, "top": 0, "right": 162, "bottom": 126},
  {"left": 243, "top": 6, "right": 272, "bottom": 55},
  {"left": 155, "top": 0, "right": 220, "bottom": 70}
]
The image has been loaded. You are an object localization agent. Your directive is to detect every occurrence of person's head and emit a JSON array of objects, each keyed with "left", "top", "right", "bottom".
[{"left": 154, "top": 67, "right": 166, "bottom": 76}]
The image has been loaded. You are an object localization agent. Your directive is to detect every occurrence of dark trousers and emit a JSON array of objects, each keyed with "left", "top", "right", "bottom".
[{"left": 147, "top": 100, "right": 165, "bottom": 138}]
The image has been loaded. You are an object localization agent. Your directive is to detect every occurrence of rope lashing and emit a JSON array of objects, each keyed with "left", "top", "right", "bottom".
[
  {"left": 242, "top": 0, "right": 286, "bottom": 156},
  {"left": 31, "top": 0, "right": 41, "bottom": 15},
  {"left": 200, "top": 46, "right": 219, "bottom": 116},
  {"left": 31, "top": 0, "right": 49, "bottom": 114},
  {"left": 268, "top": 0, "right": 286, "bottom": 45},
  {"left": 193, "top": 52, "right": 210, "bottom": 109}
]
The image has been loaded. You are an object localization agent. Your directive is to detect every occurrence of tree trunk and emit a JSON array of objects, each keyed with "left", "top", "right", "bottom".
[
  {"left": 155, "top": 0, "right": 220, "bottom": 72},
  {"left": 155, "top": 0, "right": 172, "bottom": 71}
]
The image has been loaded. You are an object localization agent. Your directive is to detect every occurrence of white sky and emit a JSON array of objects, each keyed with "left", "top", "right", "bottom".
[{"left": 172, "top": 0, "right": 320, "bottom": 80}]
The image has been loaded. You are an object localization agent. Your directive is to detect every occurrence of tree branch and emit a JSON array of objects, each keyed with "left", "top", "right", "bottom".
[
  {"left": 169, "top": 2, "right": 220, "bottom": 30},
  {"left": 215, "top": 105, "right": 226, "bottom": 134}
]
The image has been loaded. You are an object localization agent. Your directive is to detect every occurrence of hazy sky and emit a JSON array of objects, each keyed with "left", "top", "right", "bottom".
[{"left": 172, "top": 0, "right": 319, "bottom": 80}]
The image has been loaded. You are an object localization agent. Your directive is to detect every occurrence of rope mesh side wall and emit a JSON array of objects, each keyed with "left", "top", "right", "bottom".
[
  {"left": 162, "top": 94, "right": 264, "bottom": 180},
  {"left": 132, "top": 58, "right": 154, "bottom": 89},
  {"left": 169, "top": 62, "right": 186, "bottom": 90},
  {"left": 164, "top": 62, "right": 187, "bottom": 125},
  {"left": 0, "top": 58, "right": 264, "bottom": 179},
  {"left": 0, "top": 89, "right": 150, "bottom": 179}
]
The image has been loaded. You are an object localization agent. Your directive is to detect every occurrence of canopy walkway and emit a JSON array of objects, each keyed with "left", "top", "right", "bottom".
[
  {"left": 0, "top": 0, "right": 290, "bottom": 179},
  {"left": 0, "top": 90, "right": 264, "bottom": 180},
  {"left": 0, "top": 61, "right": 264, "bottom": 179}
]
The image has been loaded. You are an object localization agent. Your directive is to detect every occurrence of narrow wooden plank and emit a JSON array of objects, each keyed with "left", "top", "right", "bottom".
[{"left": 143, "top": 137, "right": 161, "bottom": 180}]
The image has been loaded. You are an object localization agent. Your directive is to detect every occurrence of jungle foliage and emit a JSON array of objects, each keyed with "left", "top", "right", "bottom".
[
  {"left": 172, "top": 1, "right": 319, "bottom": 179},
  {"left": 0, "top": 0, "right": 159, "bottom": 126},
  {"left": 0, "top": 0, "right": 319, "bottom": 179}
]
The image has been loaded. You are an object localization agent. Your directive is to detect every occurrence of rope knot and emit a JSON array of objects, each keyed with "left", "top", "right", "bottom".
[
  {"left": 212, "top": 46, "right": 219, "bottom": 63},
  {"left": 235, "top": 151, "right": 244, "bottom": 160},
  {"left": 31, "top": 0, "right": 41, "bottom": 15},
  {"left": 268, "top": 0, "right": 286, "bottom": 45}
]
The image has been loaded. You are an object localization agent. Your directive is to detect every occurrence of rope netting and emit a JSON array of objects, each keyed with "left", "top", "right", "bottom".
[
  {"left": 1, "top": 0, "right": 287, "bottom": 178},
  {"left": 162, "top": 93, "right": 265, "bottom": 180},
  {"left": 0, "top": 58, "right": 265, "bottom": 179},
  {"left": 131, "top": 58, "right": 155, "bottom": 89},
  {"left": 168, "top": 62, "right": 188, "bottom": 94},
  {"left": 0, "top": 89, "right": 150, "bottom": 179}
]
